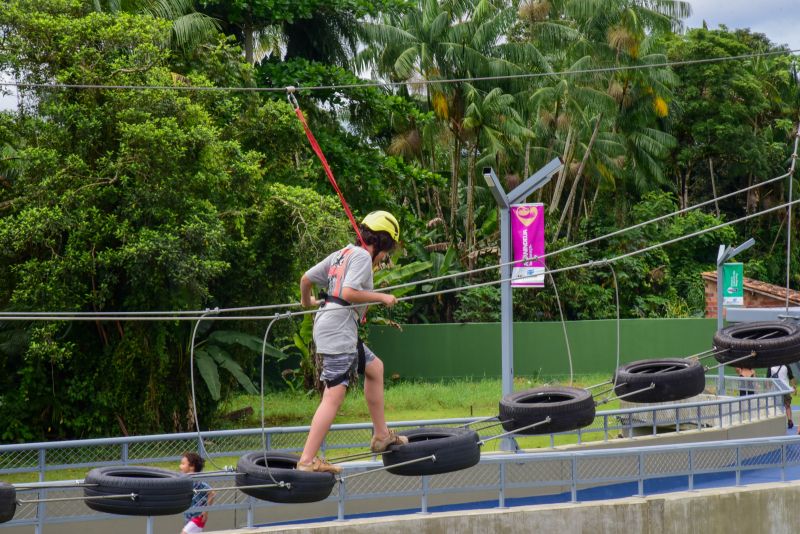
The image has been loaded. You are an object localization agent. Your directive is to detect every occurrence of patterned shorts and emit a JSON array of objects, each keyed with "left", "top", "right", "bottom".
[{"left": 319, "top": 344, "right": 377, "bottom": 387}]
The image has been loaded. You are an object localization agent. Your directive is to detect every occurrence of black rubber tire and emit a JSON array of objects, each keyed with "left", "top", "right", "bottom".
[
  {"left": 499, "top": 386, "right": 596, "bottom": 435},
  {"left": 613, "top": 358, "right": 706, "bottom": 403},
  {"left": 83, "top": 466, "right": 193, "bottom": 516},
  {"left": 381, "top": 427, "right": 480, "bottom": 476},
  {"left": 236, "top": 452, "right": 335, "bottom": 504},
  {"left": 0, "top": 482, "right": 16, "bottom": 523},
  {"left": 713, "top": 321, "right": 800, "bottom": 368}
]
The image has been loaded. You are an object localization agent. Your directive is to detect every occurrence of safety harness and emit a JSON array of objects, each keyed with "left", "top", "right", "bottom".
[{"left": 317, "top": 247, "right": 367, "bottom": 388}]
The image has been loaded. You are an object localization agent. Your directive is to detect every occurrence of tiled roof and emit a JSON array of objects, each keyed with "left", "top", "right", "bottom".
[{"left": 702, "top": 272, "right": 800, "bottom": 304}]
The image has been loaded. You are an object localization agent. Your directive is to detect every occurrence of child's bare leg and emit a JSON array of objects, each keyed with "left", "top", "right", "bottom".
[
  {"left": 299, "top": 384, "right": 347, "bottom": 464},
  {"left": 364, "top": 357, "right": 389, "bottom": 439}
]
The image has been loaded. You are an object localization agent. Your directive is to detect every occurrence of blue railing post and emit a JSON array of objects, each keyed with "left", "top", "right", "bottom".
[
  {"left": 735, "top": 447, "right": 741, "bottom": 486},
  {"left": 570, "top": 457, "right": 577, "bottom": 503},
  {"left": 637, "top": 452, "right": 644, "bottom": 497},
  {"left": 498, "top": 463, "right": 506, "bottom": 508},
  {"left": 337, "top": 479, "right": 346, "bottom": 521},
  {"left": 420, "top": 475, "right": 429, "bottom": 514}
]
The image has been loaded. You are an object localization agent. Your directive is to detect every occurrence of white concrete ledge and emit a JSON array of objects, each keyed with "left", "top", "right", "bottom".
[{"left": 221, "top": 481, "right": 800, "bottom": 534}]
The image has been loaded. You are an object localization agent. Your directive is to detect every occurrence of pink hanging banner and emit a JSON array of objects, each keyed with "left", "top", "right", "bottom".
[{"left": 510, "top": 203, "right": 545, "bottom": 288}]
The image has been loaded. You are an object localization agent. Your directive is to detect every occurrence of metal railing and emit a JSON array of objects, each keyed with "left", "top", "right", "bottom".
[{"left": 0, "top": 375, "right": 790, "bottom": 531}]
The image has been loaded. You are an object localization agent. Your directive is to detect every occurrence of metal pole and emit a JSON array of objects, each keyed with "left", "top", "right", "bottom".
[
  {"left": 499, "top": 206, "right": 516, "bottom": 453},
  {"left": 337, "top": 479, "right": 346, "bottom": 521},
  {"left": 36, "top": 449, "right": 45, "bottom": 534},
  {"left": 246, "top": 497, "right": 254, "bottom": 528},
  {"left": 420, "top": 475, "right": 430, "bottom": 514},
  {"left": 717, "top": 245, "right": 726, "bottom": 396},
  {"left": 715, "top": 238, "right": 756, "bottom": 395},
  {"left": 498, "top": 463, "right": 506, "bottom": 508},
  {"left": 485, "top": 162, "right": 561, "bottom": 452}
]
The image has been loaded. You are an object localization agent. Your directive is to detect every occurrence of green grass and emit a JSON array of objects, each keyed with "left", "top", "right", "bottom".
[
  {"left": 5, "top": 375, "right": 619, "bottom": 484},
  {"left": 221, "top": 374, "right": 618, "bottom": 428}
]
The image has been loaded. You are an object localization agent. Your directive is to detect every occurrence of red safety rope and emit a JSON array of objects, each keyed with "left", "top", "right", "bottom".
[{"left": 288, "top": 90, "right": 364, "bottom": 246}]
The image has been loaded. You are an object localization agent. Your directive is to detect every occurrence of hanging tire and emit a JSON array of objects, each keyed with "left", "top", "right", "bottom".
[
  {"left": 83, "top": 466, "right": 193, "bottom": 516},
  {"left": 381, "top": 427, "right": 480, "bottom": 476},
  {"left": 236, "top": 452, "right": 335, "bottom": 504},
  {"left": 613, "top": 358, "right": 706, "bottom": 403},
  {"left": 0, "top": 482, "right": 16, "bottom": 523},
  {"left": 499, "top": 386, "right": 595, "bottom": 435},
  {"left": 713, "top": 321, "right": 800, "bottom": 368}
]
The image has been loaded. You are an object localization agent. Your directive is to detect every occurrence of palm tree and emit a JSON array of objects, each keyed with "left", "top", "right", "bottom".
[
  {"left": 362, "top": 0, "right": 537, "bottom": 240},
  {"left": 518, "top": 0, "right": 688, "bottom": 227},
  {"left": 91, "top": 0, "right": 221, "bottom": 52},
  {"left": 462, "top": 84, "right": 532, "bottom": 269}
]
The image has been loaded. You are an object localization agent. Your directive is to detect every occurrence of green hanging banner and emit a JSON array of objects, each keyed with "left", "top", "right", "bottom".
[{"left": 722, "top": 262, "right": 744, "bottom": 306}]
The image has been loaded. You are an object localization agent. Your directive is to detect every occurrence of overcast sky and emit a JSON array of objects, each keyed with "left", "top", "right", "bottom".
[
  {"left": 685, "top": 0, "right": 800, "bottom": 51},
  {"left": 1, "top": 2, "right": 797, "bottom": 111}
]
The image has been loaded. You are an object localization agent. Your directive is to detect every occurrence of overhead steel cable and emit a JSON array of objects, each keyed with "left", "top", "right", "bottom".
[
  {"left": 396, "top": 196, "right": 800, "bottom": 305},
  {"left": 0, "top": 166, "right": 790, "bottom": 321},
  {"left": 2, "top": 197, "right": 798, "bottom": 323},
  {"left": 377, "top": 170, "right": 793, "bottom": 294},
  {"left": 1, "top": 49, "right": 797, "bottom": 94}
]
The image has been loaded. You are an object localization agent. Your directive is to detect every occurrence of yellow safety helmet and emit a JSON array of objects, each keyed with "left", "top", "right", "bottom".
[{"left": 361, "top": 211, "right": 400, "bottom": 242}]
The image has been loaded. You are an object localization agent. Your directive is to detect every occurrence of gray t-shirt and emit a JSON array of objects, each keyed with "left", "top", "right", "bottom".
[{"left": 304, "top": 245, "right": 373, "bottom": 355}]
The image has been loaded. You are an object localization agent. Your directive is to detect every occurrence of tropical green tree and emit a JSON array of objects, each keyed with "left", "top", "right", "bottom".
[
  {"left": 361, "top": 0, "right": 534, "bottom": 238},
  {"left": 90, "top": 0, "right": 221, "bottom": 52},
  {"left": 0, "top": 0, "right": 355, "bottom": 439},
  {"left": 198, "top": 0, "right": 409, "bottom": 64},
  {"left": 462, "top": 85, "right": 531, "bottom": 267}
]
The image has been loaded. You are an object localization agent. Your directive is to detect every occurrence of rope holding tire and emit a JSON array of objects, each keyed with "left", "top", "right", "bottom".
[
  {"left": 83, "top": 466, "right": 193, "bottom": 516},
  {"left": 613, "top": 358, "right": 706, "bottom": 403},
  {"left": 498, "top": 386, "right": 596, "bottom": 435},
  {"left": 713, "top": 321, "right": 800, "bottom": 368},
  {"left": 0, "top": 482, "right": 16, "bottom": 524}
]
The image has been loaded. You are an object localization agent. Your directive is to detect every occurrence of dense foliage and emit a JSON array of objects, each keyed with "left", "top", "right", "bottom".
[{"left": 0, "top": 0, "right": 797, "bottom": 440}]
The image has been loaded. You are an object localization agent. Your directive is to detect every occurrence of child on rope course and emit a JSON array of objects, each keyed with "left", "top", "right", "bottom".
[{"left": 297, "top": 211, "right": 408, "bottom": 474}]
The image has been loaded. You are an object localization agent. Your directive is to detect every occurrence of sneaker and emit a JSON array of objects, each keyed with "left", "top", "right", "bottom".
[
  {"left": 296, "top": 457, "right": 342, "bottom": 475},
  {"left": 789, "top": 421, "right": 795, "bottom": 429},
  {"left": 370, "top": 430, "right": 409, "bottom": 453}
]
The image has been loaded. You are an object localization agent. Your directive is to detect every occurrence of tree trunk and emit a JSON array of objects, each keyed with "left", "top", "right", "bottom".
[
  {"left": 243, "top": 23, "right": 255, "bottom": 65},
  {"left": 555, "top": 114, "right": 602, "bottom": 237},
  {"left": 523, "top": 120, "right": 531, "bottom": 179},
  {"left": 537, "top": 137, "right": 557, "bottom": 202},
  {"left": 708, "top": 158, "right": 720, "bottom": 217},
  {"left": 465, "top": 143, "right": 478, "bottom": 273},
  {"left": 588, "top": 179, "right": 602, "bottom": 220},
  {"left": 549, "top": 126, "right": 574, "bottom": 214},
  {"left": 679, "top": 170, "right": 689, "bottom": 210},
  {"left": 411, "top": 175, "right": 422, "bottom": 219},
  {"left": 432, "top": 188, "right": 448, "bottom": 241},
  {"left": 449, "top": 134, "right": 462, "bottom": 237}
]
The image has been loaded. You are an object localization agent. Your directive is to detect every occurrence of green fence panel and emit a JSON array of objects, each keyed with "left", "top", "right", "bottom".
[{"left": 368, "top": 318, "right": 718, "bottom": 379}]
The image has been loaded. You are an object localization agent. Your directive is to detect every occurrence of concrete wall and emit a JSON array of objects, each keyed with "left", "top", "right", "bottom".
[
  {"left": 367, "top": 318, "right": 717, "bottom": 379},
  {"left": 5, "top": 416, "right": 782, "bottom": 534},
  {"left": 221, "top": 481, "right": 800, "bottom": 534}
]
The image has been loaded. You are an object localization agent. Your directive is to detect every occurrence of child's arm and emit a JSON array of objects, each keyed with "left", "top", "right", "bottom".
[
  {"left": 341, "top": 287, "right": 397, "bottom": 307},
  {"left": 201, "top": 489, "right": 215, "bottom": 523},
  {"left": 300, "top": 275, "right": 319, "bottom": 308}
]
